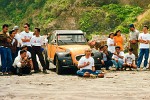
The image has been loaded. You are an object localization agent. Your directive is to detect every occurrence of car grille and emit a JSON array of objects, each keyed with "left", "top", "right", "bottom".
[{"left": 76, "top": 55, "right": 84, "bottom": 61}]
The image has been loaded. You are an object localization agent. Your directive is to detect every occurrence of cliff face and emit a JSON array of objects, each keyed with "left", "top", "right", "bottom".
[{"left": 0, "top": 0, "right": 149, "bottom": 35}]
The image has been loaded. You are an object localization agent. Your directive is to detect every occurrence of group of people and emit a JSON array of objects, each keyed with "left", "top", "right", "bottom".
[
  {"left": 77, "top": 24, "right": 150, "bottom": 77},
  {"left": 0, "top": 23, "right": 49, "bottom": 76}
]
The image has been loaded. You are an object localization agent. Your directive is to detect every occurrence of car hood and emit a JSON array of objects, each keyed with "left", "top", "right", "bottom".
[
  {"left": 58, "top": 45, "right": 90, "bottom": 52},
  {"left": 58, "top": 45, "right": 90, "bottom": 65}
]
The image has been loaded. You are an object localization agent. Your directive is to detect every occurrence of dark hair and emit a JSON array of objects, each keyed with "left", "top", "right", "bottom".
[
  {"left": 108, "top": 32, "right": 114, "bottom": 38},
  {"left": 20, "top": 50, "right": 27, "bottom": 55},
  {"left": 21, "top": 45, "right": 27, "bottom": 50},
  {"left": 115, "top": 46, "right": 120, "bottom": 49},
  {"left": 99, "top": 45, "right": 104, "bottom": 50},
  {"left": 114, "top": 30, "right": 121, "bottom": 36},
  {"left": 128, "top": 48, "right": 133, "bottom": 52},
  {"left": 9, "top": 30, "right": 15, "bottom": 35},
  {"left": 35, "top": 28, "right": 40, "bottom": 32},
  {"left": 104, "top": 45, "right": 108, "bottom": 48},
  {"left": 129, "top": 24, "right": 135, "bottom": 28},
  {"left": 2, "top": 24, "right": 9, "bottom": 29},
  {"left": 24, "top": 23, "right": 30, "bottom": 27},
  {"left": 144, "top": 25, "right": 149, "bottom": 29}
]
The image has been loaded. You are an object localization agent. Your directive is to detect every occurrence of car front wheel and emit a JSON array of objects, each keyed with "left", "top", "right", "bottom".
[{"left": 56, "top": 57, "right": 62, "bottom": 74}]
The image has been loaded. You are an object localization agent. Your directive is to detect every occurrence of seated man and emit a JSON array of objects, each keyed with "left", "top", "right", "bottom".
[
  {"left": 77, "top": 48, "right": 104, "bottom": 78},
  {"left": 101, "top": 45, "right": 113, "bottom": 70},
  {"left": 111, "top": 46, "right": 124, "bottom": 70},
  {"left": 13, "top": 50, "right": 31, "bottom": 76},
  {"left": 18, "top": 45, "right": 33, "bottom": 69},
  {"left": 123, "top": 48, "right": 137, "bottom": 70}
]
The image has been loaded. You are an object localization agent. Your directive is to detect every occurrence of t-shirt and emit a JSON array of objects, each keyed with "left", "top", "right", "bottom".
[
  {"left": 124, "top": 53, "right": 135, "bottom": 64},
  {"left": 107, "top": 38, "right": 115, "bottom": 53},
  {"left": 138, "top": 33, "right": 150, "bottom": 49},
  {"left": 20, "top": 31, "right": 33, "bottom": 46},
  {"left": 129, "top": 29, "right": 139, "bottom": 40},
  {"left": 103, "top": 53, "right": 107, "bottom": 61},
  {"left": 30, "top": 36, "right": 44, "bottom": 46},
  {"left": 78, "top": 56, "right": 94, "bottom": 70},
  {"left": 114, "top": 36, "right": 123, "bottom": 51},
  {"left": 112, "top": 51, "right": 124, "bottom": 60},
  {"left": 13, "top": 55, "right": 22, "bottom": 68},
  {"left": 15, "top": 33, "right": 22, "bottom": 47}
]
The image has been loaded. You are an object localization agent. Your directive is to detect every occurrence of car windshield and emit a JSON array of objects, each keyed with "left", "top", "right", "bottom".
[{"left": 57, "top": 34, "right": 86, "bottom": 45}]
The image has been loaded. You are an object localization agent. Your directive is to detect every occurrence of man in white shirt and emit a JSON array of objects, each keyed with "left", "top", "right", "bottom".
[
  {"left": 137, "top": 25, "right": 150, "bottom": 70},
  {"left": 13, "top": 26, "right": 22, "bottom": 52},
  {"left": 111, "top": 46, "right": 124, "bottom": 70},
  {"left": 20, "top": 23, "right": 33, "bottom": 53},
  {"left": 30, "top": 28, "right": 48, "bottom": 74},
  {"left": 13, "top": 50, "right": 31, "bottom": 76},
  {"left": 123, "top": 48, "right": 136, "bottom": 70},
  {"left": 77, "top": 48, "right": 104, "bottom": 78}
]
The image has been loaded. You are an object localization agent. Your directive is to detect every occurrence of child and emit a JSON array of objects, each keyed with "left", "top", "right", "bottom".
[{"left": 123, "top": 48, "right": 136, "bottom": 70}]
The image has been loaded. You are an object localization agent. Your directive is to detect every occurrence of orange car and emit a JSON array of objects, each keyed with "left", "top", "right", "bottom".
[
  {"left": 46, "top": 30, "right": 102, "bottom": 74},
  {"left": 46, "top": 30, "right": 89, "bottom": 74}
]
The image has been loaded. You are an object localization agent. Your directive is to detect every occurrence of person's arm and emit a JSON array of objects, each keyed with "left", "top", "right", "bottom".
[
  {"left": 78, "top": 62, "right": 90, "bottom": 68},
  {"left": 92, "top": 66, "right": 95, "bottom": 72}
]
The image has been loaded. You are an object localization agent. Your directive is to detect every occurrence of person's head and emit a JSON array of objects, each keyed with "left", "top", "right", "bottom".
[
  {"left": 128, "top": 48, "right": 133, "bottom": 54},
  {"left": 13, "top": 26, "right": 19, "bottom": 34},
  {"left": 143, "top": 25, "right": 149, "bottom": 33},
  {"left": 2, "top": 24, "right": 9, "bottom": 33},
  {"left": 24, "top": 23, "right": 30, "bottom": 32},
  {"left": 21, "top": 45, "right": 28, "bottom": 51},
  {"left": 104, "top": 45, "right": 108, "bottom": 51},
  {"left": 34, "top": 28, "right": 40, "bottom": 36},
  {"left": 84, "top": 48, "right": 92, "bottom": 56},
  {"left": 114, "top": 30, "right": 121, "bottom": 36},
  {"left": 129, "top": 24, "right": 135, "bottom": 31},
  {"left": 9, "top": 30, "right": 15, "bottom": 38},
  {"left": 108, "top": 32, "right": 114, "bottom": 39},
  {"left": 115, "top": 46, "right": 121, "bottom": 53},
  {"left": 99, "top": 45, "right": 104, "bottom": 51},
  {"left": 20, "top": 50, "right": 27, "bottom": 58}
]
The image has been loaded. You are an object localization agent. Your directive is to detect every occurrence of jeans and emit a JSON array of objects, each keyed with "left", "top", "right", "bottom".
[
  {"left": 111, "top": 59, "right": 124, "bottom": 69},
  {"left": 77, "top": 69, "right": 101, "bottom": 76},
  {"left": 1, "top": 47, "right": 13, "bottom": 72},
  {"left": 102, "top": 60, "right": 113, "bottom": 70},
  {"left": 137, "top": 48, "right": 149, "bottom": 68}
]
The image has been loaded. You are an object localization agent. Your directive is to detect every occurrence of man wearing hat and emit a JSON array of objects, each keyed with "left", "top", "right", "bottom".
[
  {"left": 14, "top": 26, "right": 22, "bottom": 53},
  {"left": 128, "top": 24, "right": 140, "bottom": 61}
]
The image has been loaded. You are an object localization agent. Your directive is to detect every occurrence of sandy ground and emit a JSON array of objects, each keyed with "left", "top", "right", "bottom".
[{"left": 0, "top": 65, "right": 150, "bottom": 100}]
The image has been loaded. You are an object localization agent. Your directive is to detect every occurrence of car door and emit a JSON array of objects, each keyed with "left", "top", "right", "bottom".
[{"left": 47, "top": 33, "right": 57, "bottom": 61}]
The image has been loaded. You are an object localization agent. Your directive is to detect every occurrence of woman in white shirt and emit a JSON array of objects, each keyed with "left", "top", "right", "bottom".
[{"left": 107, "top": 32, "right": 115, "bottom": 53}]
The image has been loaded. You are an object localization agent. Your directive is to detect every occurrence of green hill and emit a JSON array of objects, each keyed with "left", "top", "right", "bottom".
[{"left": 0, "top": 0, "right": 150, "bottom": 38}]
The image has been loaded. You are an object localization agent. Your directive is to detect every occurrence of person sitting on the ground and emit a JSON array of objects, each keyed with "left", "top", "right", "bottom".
[
  {"left": 111, "top": 46, "right": 124, "bottom": 70},
  {"left": 77, "top": 48, "right": 104, "bottom": 78},
  {"left": 18, "top": 45, "right": 33, "bottom": 69},
  {"left": 101, "top": 45, "right": 113, "bottom": 70},
  {"left": 123, "top": 48, "right": 137, "bottom": 70},
  {"left": 13, "top": 50, "right": 31, "bottom": 76}
]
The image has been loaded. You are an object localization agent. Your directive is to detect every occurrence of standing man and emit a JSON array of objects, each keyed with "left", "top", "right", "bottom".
[
  {"left": 30, "top": 28, "right": 48, "bottom": 74},
  {"left": 20, "top": 23, "right": 33, "bottom": 53},
  {"left": 14, "top": 26, "right": 22, "bottom": 53},
  {"left": 0, "top": 24, "right": 13, "bottom": 75},
  {"left": 9, "top": 30, "right": 18, "bottom": 62},
  {"left": 129, "top": 24, "right": 140, "bottom": 61},
  {"left": 137, "top": 25, "right": 150, "bottom": 70}
]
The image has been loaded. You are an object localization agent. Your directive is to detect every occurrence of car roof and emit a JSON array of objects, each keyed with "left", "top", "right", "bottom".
[{"left": 53, "top": 30, "right": 84, "bottom": 34}]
